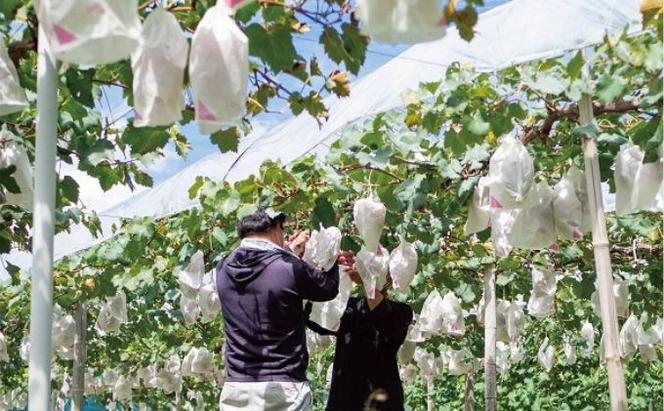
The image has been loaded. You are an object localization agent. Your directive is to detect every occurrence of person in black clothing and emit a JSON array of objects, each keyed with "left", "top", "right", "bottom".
[{"left": 324, "top": 261, "right": 413, "bottom": 411}]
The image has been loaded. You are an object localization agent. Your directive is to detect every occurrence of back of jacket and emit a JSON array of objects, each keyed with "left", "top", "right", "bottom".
[{"left": 216, "top": 245, "right": 339, "bottom": 382}]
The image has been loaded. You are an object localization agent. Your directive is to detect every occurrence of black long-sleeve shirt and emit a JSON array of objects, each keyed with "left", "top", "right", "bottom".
[
  {"left": 326, "top": 297, "right": 413, "bottom": 411},
  {"left": 216, "top": 246, "right": 339, "bottom": 382}
]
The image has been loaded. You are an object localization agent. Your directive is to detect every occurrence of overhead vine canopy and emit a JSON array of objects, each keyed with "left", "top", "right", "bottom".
[{"left": 0, "top": 5, "right": 662, "bottom": 409}]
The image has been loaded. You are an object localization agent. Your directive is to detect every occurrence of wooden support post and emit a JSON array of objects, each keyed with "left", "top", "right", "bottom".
[
  {"left": 464, "top": 371, "right": 475, "bottom": 411},
  {"left": 72, "top": 303, "right": 86, "bottom": 411},
  {"left": 426, "top": 378, "right": 435, "bottom": 411},
  {"left": 579, "top": 93, "right": 628, "bottom": 411},
  {"left": 484, "top": 265, "right": 497, "bottom": 411}
]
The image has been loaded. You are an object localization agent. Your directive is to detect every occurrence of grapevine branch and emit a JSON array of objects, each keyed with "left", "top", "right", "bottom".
[{"left": 521, "top": 98, "right": 655, "bottom": 145}]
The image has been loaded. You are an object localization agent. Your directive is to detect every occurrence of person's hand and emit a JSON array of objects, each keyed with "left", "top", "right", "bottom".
[
  {"left": 338, "top": 250, "right": 355, "bottom": 267},
  {"left": 288, "top": 230, "right": 309, "bottom": 257},
  {"left": 345, "top": 265, "right": 363, "bottom": 286}
]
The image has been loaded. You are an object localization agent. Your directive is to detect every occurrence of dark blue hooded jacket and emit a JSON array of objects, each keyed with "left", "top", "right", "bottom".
[{"left": 216, "top": 246, "right": 339, "bottom": 382}]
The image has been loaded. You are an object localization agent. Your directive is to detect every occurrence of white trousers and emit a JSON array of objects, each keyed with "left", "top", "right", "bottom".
[{"left": 219, "top": 381, "right": 313, "bottom": 411}]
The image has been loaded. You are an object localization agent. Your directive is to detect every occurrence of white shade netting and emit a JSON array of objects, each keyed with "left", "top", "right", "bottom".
[
  {"left": 356, "top": 0, "right": 446, "bottom": 44},
  {"left": 510, "top": 181, "right": 557, "bottom": 251},
  {"left": 0, "top": 129, "right": 33, "bottom": 210},
  {"left": 309, "top": 266, "right": 353, "bottom": 332},
  {"left": 0, "top": 331, "right": 8, "bottom": 362},
  {"left": 388, "top": 237, "right": 418, "bottom": 293},
  {"left": 302, "top": 225, "right": 342, "bottom": 271},
  {"left": 487, "top": 136, "right": 534, "bottom": 209},
  {"left": 34, "top": 0, "right": 141, "bottom": 66},
  {"left": 591, "top": 277, "right": 630, "bottom": 319},
  {"left": 464, "top": 176, "right": 491, "bottom": 236},
  {"left": 189, "top": 2, "right": 248, "bottom": 134},
  {"left": 96, "top": 291, "right": 128, "bottom": 334},
  {"left": 178, "top": 250, "right": 205, "bottom": 299},
  {"left": 353, "top": 196, "right": 387, "bottom": 253},
  {"left": 355, "top": 245, "right": 389, "bottom": 299},
  {"left": 537, "top": 337, "right": 555, "bottom": 372},
  {"left": 0, "top": 41, "right": 28, "bottom": 116},
  {"left": 527, "top": 265, "right": 556, "bottom": 318},
  {"left": 131, "top": 7, "right": 188, "bottom": 127}
]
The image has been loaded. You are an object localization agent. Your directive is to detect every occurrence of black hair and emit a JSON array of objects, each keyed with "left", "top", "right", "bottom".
[{"left": 237, "top": 210, "right": 285, "bottom": 239}]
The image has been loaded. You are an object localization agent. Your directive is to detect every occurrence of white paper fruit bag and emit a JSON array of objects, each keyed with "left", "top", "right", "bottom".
[
  {"left": 488, "top": 137, "right": 534, "bottom": 209},
  {"left": 591, "top": 277, "right": 629, "bottom": 319},
  {"left": 527, "top": 266, "right": 556, "bottom": 318},
  {"left": 303, "top": 225, "right": 342, "bottom": 271},
  {"left": 353, "top": 196, "right": 387, "bottom": 252},
  {"left": 615, "top": 144, "right": 643, "bottom": 215},
  {"left": 34, "top": 0, "right": 141, "bottom": 66},
  {"left": 198, "top": 280, "right": 220, "bottom": 323},
  {"left": 189, "top": 3, "right": 248, "bottom": 134},
  {"left": 96, "top": 291, "right": 128, "bottom": 333},
  {"left": 356, "top": 0, "right": 446, "bottom": 44},
  {"left": 563, "top": 338, "right": 577, "bottom": 365},
  {"left": 180, "top": 294, "right": 200, "bottom": 325},
  {"left": 0, "top": 332, "right": 8, "bottom": 362},
  {"left": 537, "top": 337, "right": 555, "bottom": 372},
  {"left": 355, "top": 246, "right": 389, "bottom": 299},
  {"left": 510, "top": 182, "right": 557, "bottom": 251},
  {"left": 0, "top": 41, "right": 28, "bottom": 116},
  {"left": 465, "top": 176, "right": 491, "bottom": 236},
  {"left": 178, "top": 251, "right": 204, "bottom": 299},
  {"left": 553, "top": 176, "right": 584, "bottom": 241},
  {"left": 447, "top": 348, "right": 472, "bottom": 376},
  {"left": 309, "top": 266, "right": 352, "bottom": 332},
  {"left": 441, "top": 291, "right": 465, "bottom": 336},
  {"left": 389, "top": 237, "right": 418, "bottom": 292},
  {"left": 131, "top": 8, "right": 188, "bottom": 127},
  {"left": 566, "top": 166, "right": 592, "bottom": 233},
  {"left": 632, "top": 156, "right": 663, "bottom": 213},
  {"left": 580, "top": 321, "right": 595, "bottom": 355},
  {"left": 490, "top": 209, "right": 518, "bottom": 256},
  {"left": 417, "top": 289, "right": 445, "bottom": 336},
  {"left": 0, "top": 131, "right": 33, "bottom": 209}
]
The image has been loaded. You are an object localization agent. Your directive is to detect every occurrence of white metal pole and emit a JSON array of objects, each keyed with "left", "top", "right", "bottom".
[{"left": 28, "top": 26, "right": 58, "bottom": 411}]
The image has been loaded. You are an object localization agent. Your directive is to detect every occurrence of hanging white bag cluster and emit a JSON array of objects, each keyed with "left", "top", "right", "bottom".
[
  {"left": 446, "top": 348, "right": 473, "bottom": 376},
  {"left": 355, "top": 0, "right": 446, "bottom": 44},
  {"left": 198, "top": 279, "right": 221, "bottom": 323},
  {"left": 353, "top": 196, "right": 387, "bottom": 253},
  {"left": 0, "top": 130, "right": 33, "bottom": 210},
  {"left": 0, "top": 41, "right": 28, "bottom": 116},
  {"left": 620, "top": 313, "right": 661, "bottom": 362},
  {"left": 527, "top": 265, "right": 556, "bottom": 318},
  {"left": 465, "top": 176, "right": 491, "bottom": 235},
  {"left": 510, "top": 182, "right": 557, "bottom": 251},
  {"left": 176, "top": 251, "right": 220, "bottom": 324},
  {"left": 189, "top": 1, "right": 248, "bottom": 134},
  {"left": 303, "top": 225, "right": 342, "bottom": 271},
  {"left": 96, "top": 291, "right": 128, "bottom": 334},
  {"left": 580, "top": 321, "right": 595, "bottom": 355},
  {"left": 615, "top": 143, "right": 663, "bottom": 215},
  {"left": 182, "top": 347, "right": 215, "bottom": 377},
  {"left": 487, "top": 137, "right": 534, "bottom": 209},
  {"left": 416, "top": 289, "right": 465, "bottom": 337},
  {"left": 155, "top": 354, "right": 183, "bottom": 395},
  {"left": 355, "top": 246, "right": 389, "bottom": 299},
  {"left": 388, "top": 237, "right": 418, "bottom": 292},
  {"left": 131, "top": 8, "right": 188, "bottom": 127},
  {"left": 34, "top": 0, "right": 141, "bottom": 65}
]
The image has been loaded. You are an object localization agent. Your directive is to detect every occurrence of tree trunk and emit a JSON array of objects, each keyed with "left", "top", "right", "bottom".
[
  {"left": 579, "top": 93, "right": 628, "bottom": 411},
  {"left": 484, "top": 265, "right": 497, "bottom": 411},
  {"left": 72, "top": 302, "right": 86, "bottom": 411}
]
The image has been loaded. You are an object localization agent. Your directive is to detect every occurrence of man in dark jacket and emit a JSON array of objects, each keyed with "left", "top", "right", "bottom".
[
  {"left": 325, "top": 267, "right": 413, "bottom": 411},
  {"left": 215, "top": 209, "right": 341, "bottom": 411}
]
